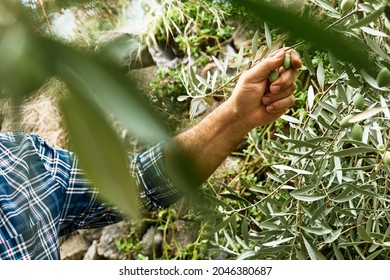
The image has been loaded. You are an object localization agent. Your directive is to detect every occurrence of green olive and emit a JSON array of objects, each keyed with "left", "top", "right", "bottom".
[
  {"left": 268, "top": 69, "right": 279, "bottom": 83},
  {"left": 340, "top": 115, "right": 353, "bottom": 128},
  {"left": 340, "top": 0, "right": 355, "bottom": 12},
  {"left": 351, "top": 123, "right": 363, "bottom": 141},
  {"left": 384, "top": 151, "right": 390, "bottom": 166},
  {"left": 376, "top": 67, "right": 390, "bottom": 88},
  {"left": 377, "top": 144, "right": 386, "bottom": 153},
  {"left": 282, "top": 53, "right": 291, "bottom": 69},
  {"left": 353, "top": 93, "right": 365, "bottom": 110}
]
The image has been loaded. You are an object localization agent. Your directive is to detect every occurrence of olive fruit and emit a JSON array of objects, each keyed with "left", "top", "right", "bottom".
[
  {"left": 283, "top": 53, "right": 291, "bottom": 69},
  {"left": 384, "top": 151, "right": 390, "bottom": 166},
  {"left": 376, "top": 67, "right": 390, "bottom": 88},
  {"left": 353, "top": 93, "right": 365, "bottom": 110},
  {"left": 377, "top": 144, "right": 386, "bottom": 153},
  {"left": 268, "top": 69, "right": 279, "bottom": 83},
  {"left": 340, "top": 115, "right": 353, "bottom": 128},
  {"left": 351, "top": 123, "right": 363, "bottom": 141},
  {"left": 340, "top": 0, "right": 355, "bottom": 12}
]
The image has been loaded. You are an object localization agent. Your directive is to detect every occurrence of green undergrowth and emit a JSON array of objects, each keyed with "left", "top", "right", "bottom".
[{"left": 118, "top": 0, "right": 390, "bottom": 260}]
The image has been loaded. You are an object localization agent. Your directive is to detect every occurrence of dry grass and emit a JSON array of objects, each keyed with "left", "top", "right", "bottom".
[{"left": 0, "top": 78, "right": 68, "bottom": 149}]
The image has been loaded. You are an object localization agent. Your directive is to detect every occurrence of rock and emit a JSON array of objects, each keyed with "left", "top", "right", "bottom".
[
  {"left": 190, "top": 99, "right": 210, "bottom": 118},
  {"left": 83, "top": 240, "right": 101, "bottom": 260},
  {"left": 147, "top": 41, "right": 184, "bottom": 70},
  {"left": 200, "top": 62, "right": 217, "bottom": 77},
  {"left": 129, "top": 65, "right": 159, "bottom": 91},
  {"left": 224, "top": 43, "right": 238, "bottom": 58},
  {"left": 214, "top": 156, "right": 241, "bottom": 177},
  {"left": 79, "top": 228, "right": 104, "bottom": 243},
  {"left": 167, "top": 220, "right": 199, "bottom": 251},
  {"left": 97, "top": 221, "right": 130, "bottom": 260},
  {"left": 96, "top": 32, "right": 155, "bottom": 69},
  {"left": 60, "top": 231, "right": 90, "bottom": 260},
  {"left": 274, "top": 0, "right": 306, "bottom": 14},
  {"left": 232, "top": 24, "right": 252, "bottom": 51},
  {"left": 140, "top": 226, "right": 163, "bottom": 259}
]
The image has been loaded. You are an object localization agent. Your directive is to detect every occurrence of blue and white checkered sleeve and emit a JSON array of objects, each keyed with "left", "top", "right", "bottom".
[
  {"left": 37, "top": 136, "right": 182, "bottom": 232},
  {"left": 34, "top": 134, "right": 182, "bottom": 234},
  {"left": 130, "top": 142, "right": 183, "bottom": 212},
  {"left": 30, "top": 134, "right": 123, "bottom": 235}
]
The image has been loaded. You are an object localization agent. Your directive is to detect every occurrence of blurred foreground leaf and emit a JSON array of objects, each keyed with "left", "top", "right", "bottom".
[
  {"left": 0, "top": 2, "right": 51, "bottom": 96},
  {"left": 232, "top": 0, "right": 375, "bottom": 73},
  {"left": 61, "top": 93, "right": 140, "bottom": 219},
  {"left": 53, "top": 40, "right": 169, "bottom": 143}
]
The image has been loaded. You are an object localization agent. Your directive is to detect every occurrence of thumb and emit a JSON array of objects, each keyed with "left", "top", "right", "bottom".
[{"left": 242, "top": 50, "right": 285, "bottom": 83}]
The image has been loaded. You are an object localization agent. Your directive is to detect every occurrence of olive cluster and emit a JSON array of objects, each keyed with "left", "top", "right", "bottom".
[{"left": 268, "top": 53, "right": 291, "bottom": 83}]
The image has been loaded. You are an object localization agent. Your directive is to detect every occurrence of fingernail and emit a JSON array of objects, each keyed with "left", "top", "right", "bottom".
[
  {"left": 272, "top": 85, "right": 281, "bottom": 93},
  {"left": 274, "top": 50, "right": 284, "bottom": 59},
  {"left": 263, "top": 96, "right": 271, "bottom": 105},
  {"left": 267, "top": 105, "right": 274, "bottom": 112}
]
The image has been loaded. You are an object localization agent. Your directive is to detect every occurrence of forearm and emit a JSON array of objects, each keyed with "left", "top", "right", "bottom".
[{"left": 166, "top": 100, "right": 251, "bottom": 183}]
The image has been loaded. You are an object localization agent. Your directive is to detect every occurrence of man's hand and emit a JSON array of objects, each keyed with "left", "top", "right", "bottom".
[
  {"left": 226, "top": 49, "right": 302, "bottom": 130},
  {"left": 167, "top": 48, "right": 302, "bottom": 183}
]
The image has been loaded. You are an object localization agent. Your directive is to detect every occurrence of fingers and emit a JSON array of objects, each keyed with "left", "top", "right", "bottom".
[
  {"left": 269, "top": 48, "right": 302, "bottom": 69},
  {"left": 265, "top": 94, "right": 295, "bottom": 113},
  {"left": 269, "top": 66, "right": 299, "bottom": 94},
  {"left": 269, "top": 49, "right": 301, "bottom": 94},
  {"left": 289, "top": 49, "right": 302, "bottom": 69},
  {"left": 262, "top": 49, "right": 299, "bottom": 113},
  {"left": 241, "top": 48, "right": 301, "bottom": 92},
  {"left": 240, "top": 49, "right": 285, "bottom": 83},
  {"left": 262, "top": 82, "right": 296, "bottom": 106}
]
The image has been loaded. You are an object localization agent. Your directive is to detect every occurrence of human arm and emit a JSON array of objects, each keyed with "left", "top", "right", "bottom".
[{"left": 166, "top": 49, "right": 302, "bottom": 182}]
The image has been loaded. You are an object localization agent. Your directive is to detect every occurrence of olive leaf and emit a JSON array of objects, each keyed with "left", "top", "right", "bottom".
[
  {"left": 263, "top": 237, "right": 294, "bottom": 247},
  {"left": 264, "top": 22, "right": 272, "bottom": 50},
  {"left": 349, "top": 5, "right": 385, "bottom": 29},
  {"left": 303, "top": 236, "right": 327, "bottom": 260},
  {"left": 348, "top": 107, "right": 388, "bottom": 123},
  {"left": 307, "top": 85, "right": 315, "bottom": 111},
  {"left": 317, "top": 61, "right": 325, "bottom": 90}
]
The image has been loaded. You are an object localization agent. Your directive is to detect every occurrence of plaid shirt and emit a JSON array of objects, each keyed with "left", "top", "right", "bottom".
[{"left": 0, "top": 132, "right": 182, "bottom": 260}]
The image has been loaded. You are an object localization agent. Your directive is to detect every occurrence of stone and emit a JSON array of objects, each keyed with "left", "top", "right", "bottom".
[
  {"left": 232, "top": 24, "right": 252, "bottom": 51},
  {"left": 83, "top": 240, "right": 101, "bottom": 260},
  {"left": 96, "top": 32, "right": 155, "bottom": 69},
  {"left": 79, "top": 228, "right": 104, "bottom": 243},
  {"left": 97, "top": 221, "right": 130, "bottom": 260},
  {"left": 140, "top": 226, "right": 163, "bottom": 259},
  {"left": 213, "top": 156, "right": 241, "bottom": 177},
  {"left": 167, "top": 220, "right": 199, "bottom": 251},
  {"left": 147, "top": 41, "right": 183, "bottom": 70},
  {"left": 129, "top": 65, "right": 159, "bottom": 92},
  {"left": 60, "top": 231, "right": 90, "bottom": 260}
]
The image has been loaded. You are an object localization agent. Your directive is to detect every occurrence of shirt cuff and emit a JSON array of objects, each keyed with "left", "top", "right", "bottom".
[{"left": 130, "top": 142, "right": 183, "bottom": 212}]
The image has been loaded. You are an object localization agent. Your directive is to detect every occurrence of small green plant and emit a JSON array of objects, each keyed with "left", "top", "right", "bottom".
[
  {"left": 116, "top": 207, "right": 208, "bottom": 260},
  {"left": 144, "top": 0, "right": 233, "bottom": 63}
]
